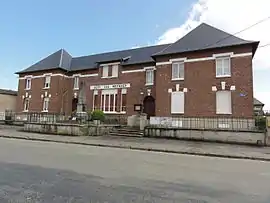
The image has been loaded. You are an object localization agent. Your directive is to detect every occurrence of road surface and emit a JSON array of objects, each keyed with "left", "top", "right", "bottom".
[{"left": 0, "top": 137, "right": 269, "bottom": 202}]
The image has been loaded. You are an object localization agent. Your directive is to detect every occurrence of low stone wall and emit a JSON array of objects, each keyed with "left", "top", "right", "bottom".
[
  {"left": 144, "top": 127, "right": 267, "bottom": 145},
  {"left": 24, "top": 123, "right": 115, "bottom": 136}
]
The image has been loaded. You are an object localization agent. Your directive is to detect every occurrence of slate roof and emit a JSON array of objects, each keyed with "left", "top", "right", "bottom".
[
  {"left": 153, "top": 23, "right": 258, "bottom": 56},
  {"left": 16, "top": 23, "right": 259, "bottom": 74},
  {"left": 254, "top": 98, "right": 264, "bottom": 106},
  {"left": 0, "top": 89, "right": 17, "bottom": 96}
]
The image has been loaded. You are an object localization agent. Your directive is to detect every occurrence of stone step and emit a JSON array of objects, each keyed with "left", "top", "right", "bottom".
[
  {"left": 110, "top": 129, "right": 143, "bottom": 135},
  {"left": 108, "top": 132, "right": 143, "bottom": 137}
]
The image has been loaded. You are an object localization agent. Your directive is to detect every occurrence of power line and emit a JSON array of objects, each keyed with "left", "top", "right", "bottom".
[{"left": 204, "top": 15, "right": 270, "bottom": 49}]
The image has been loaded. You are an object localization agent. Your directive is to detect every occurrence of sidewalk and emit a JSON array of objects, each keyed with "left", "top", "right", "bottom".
[{"left": 0, "top": 126, "right": 270, "bottom": 161}]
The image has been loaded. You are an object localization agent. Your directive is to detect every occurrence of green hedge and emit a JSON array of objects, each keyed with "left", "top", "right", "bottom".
[
  {"left": 255, "top": 116, "right": 266, "bottom": 130},
  {"left": 90, "top": 110, "right": 105, "bottom": 121}
]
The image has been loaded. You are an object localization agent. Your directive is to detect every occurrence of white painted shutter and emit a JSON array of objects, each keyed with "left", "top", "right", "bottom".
[
  {"left": 103, "top": 66, "right": 108, "bottom": 77},
  {"left": 216, "top": 91, "right": 231, "bottom": 114},
  {"left": 112, "top": 65, "right": 118, "bottom": 77},
  {"left": 171, "top": 92, "right": 184, "bottom": 114}
]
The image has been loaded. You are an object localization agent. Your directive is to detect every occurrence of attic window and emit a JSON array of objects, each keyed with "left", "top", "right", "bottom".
[{"left": 122, "top": 56, "right": 131, "bottom": 62}]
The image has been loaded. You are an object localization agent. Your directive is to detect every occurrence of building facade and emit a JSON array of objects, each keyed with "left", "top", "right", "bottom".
[{"left": 16, "top": 23, "right": 259, "bottom": 118}]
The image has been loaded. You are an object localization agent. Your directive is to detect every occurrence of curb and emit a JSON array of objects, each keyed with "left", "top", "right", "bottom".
[{"left": 1, "top": 135, "right": 270, "bottom": 162}]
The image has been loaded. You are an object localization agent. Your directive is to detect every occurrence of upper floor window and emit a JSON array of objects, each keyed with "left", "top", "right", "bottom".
[
  {"left": 112, "top": 65, "right": 119, "bottom": 77},
  {"left": 102, "top": 66, "right": 109, "bottom": 77},
  {"left": 25, "top": 78, "right": 31, "bottom": 90},
  {"left": 74, "top": 76, "right": 79, "bottom": 89},
  {"left": 145, "top": 69, "right": 154, "bottom": 85},
  {"left": 216, "top": 57, "right": 231, "bottom": 77},
  {"left": 44, "top": 75, "right": 51, "bottom": 88},
  {"left": 172, "top": 62, "right": 184, "bottom": 80}
]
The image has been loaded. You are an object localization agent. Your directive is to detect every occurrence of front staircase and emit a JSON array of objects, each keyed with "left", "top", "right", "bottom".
[{"left": 109, "top": 126, "right": 144, "bottom": 137}]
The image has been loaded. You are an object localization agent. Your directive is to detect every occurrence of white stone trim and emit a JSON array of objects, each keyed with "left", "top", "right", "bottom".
[
  {"left": 19, "top": 73, "right": 98, "bottom": 80},
  {"left": 169, "top": 57, "right": 187, "bottom": 62},
  {"left": 122, "top": 69, "right": 144, "bottom": 73},
  {"left": 212, "top": 86, "right": 217, "bottom": 92},
  {"left": 156, "top": 52, "right": 252, "bottom": 67},
  {"left": 90, "top": 83, "right": 130, "bottom": 90},
  {"left": 230, "top": 85, "right": 236, "bottom": 91},
  {"left": 144, "top": 66, "right": 156, "bottom": 70},
  {"left": 156, "top": 61, "right": 172, "bottom": 66},
  {"left": 99, "top": 62, "right": 120, "bottom": 67},
  {"left": 79, "top": 74, "right": 98, "bottom": 78},
  {"left": 221, "top": 81, "right": 226, "bottom": 90},
  {"left": 231, "top": 52, "right": 252, "bottom": 58},
  {"left": 213, "top": 52, "right": 233, "bottom": 58}
]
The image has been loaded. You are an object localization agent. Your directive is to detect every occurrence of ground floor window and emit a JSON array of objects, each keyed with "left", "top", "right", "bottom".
[
  {"left": 216, "top": 91, "right": 231, "bottom": 114},
  {"left": 93, "top": 90, "right": 99, "bottom": 110},
  {"left": 23, "top": 98, "right": 29, "bottom": 111},
  {"left": 171, "top": 91, "right": 184, "bottom": 114},
  {"left": 101, "top": 89, "right": 118, "bottom": 113},
  {"left": 121, "top": 89, "right": 127, "bottom": 112},
  {"left": 43, "top": 97, "right": 49, "bottom": 112}
]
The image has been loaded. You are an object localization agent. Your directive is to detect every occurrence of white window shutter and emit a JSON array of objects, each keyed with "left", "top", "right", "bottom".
[
  {"left": 112, "top": 65, "right": 118, "bottom": 77},
  {"left": 171, "top": 92, "right": 184, "bottom": 114},
  {"left": 216, "top": 91, "right": 231, "bottom": 114},
  {"left": 103, "top": 66, "right": 108, "bottom": 77}
]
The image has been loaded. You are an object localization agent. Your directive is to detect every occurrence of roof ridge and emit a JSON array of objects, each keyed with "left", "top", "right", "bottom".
[{"left": 72, "top": 43, "right": 171, "bottom": 59}]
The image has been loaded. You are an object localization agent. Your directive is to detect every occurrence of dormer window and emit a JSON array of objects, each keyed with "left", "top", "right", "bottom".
[{"left": 101, "top": 63, "right": 119, "bottom": 78}]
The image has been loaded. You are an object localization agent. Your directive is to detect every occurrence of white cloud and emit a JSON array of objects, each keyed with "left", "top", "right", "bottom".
[{"left": 157, "top": 0, "right": 270, "bottom": 109}]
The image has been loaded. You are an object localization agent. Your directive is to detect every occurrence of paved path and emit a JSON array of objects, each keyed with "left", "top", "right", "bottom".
[
  {"left": 0, "top": 127, "right": 270, "bottom": 161},
  {"left": 0, "top": 138, "right": 270, "bottom": 202}
]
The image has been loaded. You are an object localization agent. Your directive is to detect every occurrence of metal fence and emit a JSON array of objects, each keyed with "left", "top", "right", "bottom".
[{"left": 149, "top": 116, "right": 264, "bottom": 131}]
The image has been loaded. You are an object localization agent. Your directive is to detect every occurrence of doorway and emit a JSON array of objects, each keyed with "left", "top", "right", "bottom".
[
  {"left": 143, "top": 96, "right": 155, "bottom": 119},
  {"left": 72, "top": 98, "right": 78, "bottom": 112}
]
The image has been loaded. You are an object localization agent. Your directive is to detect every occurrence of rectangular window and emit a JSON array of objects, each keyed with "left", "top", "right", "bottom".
[
  {"left": 74, "top": 76, "right": 79, "bottom": 89},
  {"left": 101, "top": 89, "right": 117, "bottom": 113},
  {"left": 121, "top": 89, "right": 127, "bottom": 112},
  {"left": 25, "top": 78, "right": 31, "bottom": 90},
  {"left": 44, "top": 76, "right": 51, "bottom": 88},
  {"left": 43, "top": 98, "right": 49, "bottom": 112},
  {"left": 112, "top": 65, "right": 119, "bottom": 77},
  {"left": 216, "top": 57, "right": 231, "bottom": 77},
  {"left": 145, "top": 69, "right": 154, "bottom": 85},
  {"left": 171, "top": 91, "right": 184, "bottom": 114},
  {"left": 102, "top": 66, "right": 109, "bottom": 77},
  {"left": 172, "top": 62, "right": 184, "bottom": 80},
  {"left": 23, "top": 98, "right": 29, "bottom": 111},
  {"left": 216, "top": 91, "right": 232, "bottom": 114},
  {"left": 93, "top": 90, "right": 98, "bottom": 110}
]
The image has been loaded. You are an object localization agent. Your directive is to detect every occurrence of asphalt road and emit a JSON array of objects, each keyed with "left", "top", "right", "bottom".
[{"left": 0, "top": 138, "right": 269, "bottom": 203}]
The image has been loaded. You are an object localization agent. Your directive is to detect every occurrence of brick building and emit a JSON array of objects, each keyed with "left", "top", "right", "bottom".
[{"left": 15, "top": 23, "right": 259, "bottom": 118}]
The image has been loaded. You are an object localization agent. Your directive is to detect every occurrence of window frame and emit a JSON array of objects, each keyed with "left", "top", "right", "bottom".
[
  {"left": 215, "top": 56, "right": 231, "bottom": 78},
  {"left": 216, "top": 91, "right": 232, "bottom": 114},
  {"left": 172, "top": 62, "right": 184, "bottom": 80},
  {"left": 44, "top": 75, "right": 51, "bottom": 89},
  {"left": 145, "top": 69, "right": 154, "bottom": 86},
  {"left": 120, "top": 89, "right": 127, "bottom": 113},
  {"left": 100, "top": 89, "right": 118, "bottom": 113},
  {"left": 25, "top": 78, "right": 31, "bottom": 90},
  {"left": 102, "top": 65, "right": 109, "bottom": 78},
  {"left": 73, "top": 76, "right": 79, "bottom": 90},
  {"left": 42, "top": 97, "right": 50, "bottom": 112},
  {"left": 23, "top": 98, "right": 30, "bottom": 112},
  {"left": 112, "top": 65, "right": 119, "bottom": 77}
]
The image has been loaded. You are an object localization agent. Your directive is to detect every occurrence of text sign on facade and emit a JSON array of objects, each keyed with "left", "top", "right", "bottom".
[{"left": 90, "top": 83, "right": 130, "bottom": 90}]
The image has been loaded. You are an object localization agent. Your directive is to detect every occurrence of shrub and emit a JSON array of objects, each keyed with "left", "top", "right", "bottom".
[
  {"left": 255, "top": 116, "right": 266, "bottom": 131},
  {"left": 91, "top": 110, "right": 105, "bottom": 121}
]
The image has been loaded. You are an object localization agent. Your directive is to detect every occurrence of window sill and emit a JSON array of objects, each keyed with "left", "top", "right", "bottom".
[
  {"left": 43, "top": 87, "right": 50, "bottom": 90},
  {"left": 101, "top": 76, "right": 118, "bottom": 79},
  {"left": 23, "top": 110, "right": 29, "bottom": 112},
  {"left": 73, "top": 88, "right": 79, "bottom": 90},
  {"left": 25, "top": 88, "right": 31, "bottom": 91},
  {"left": 145, "top": 83, "right": 154, "bottom": 86},
  {"left": 216, "top": 75, "right": 231, "bottom": 78},
  {"left": 171, "top": 78, "right": 184, "bottom": 81},
  {"left": 103, "top": 111, "right": 126, "bottom": 114},
  {"left": 216, "top": 112, "right": 232, "bottom": 115},
  {"left": 41, "top": 110, "right": 48, "bottom": 113},
  {"left": 171, "top": 112, "right": 184, "bottom": 114}
]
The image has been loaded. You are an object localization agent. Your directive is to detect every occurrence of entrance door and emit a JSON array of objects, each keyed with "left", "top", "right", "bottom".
[
  {"left": 72, "top": 98, "right": 78, "bottom": 112},
  {"left": 143, "top": 96, "right": 155, "bottom": 119}
]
